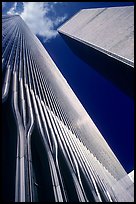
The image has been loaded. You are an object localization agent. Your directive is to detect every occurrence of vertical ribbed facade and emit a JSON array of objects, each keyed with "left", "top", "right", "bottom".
[{"left": 2, "top": 15, "right": 134, "bottom": 202}]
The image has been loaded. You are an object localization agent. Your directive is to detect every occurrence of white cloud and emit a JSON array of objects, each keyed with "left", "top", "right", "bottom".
[
  {"left": 53, "top": 16, "right": 67, "bottom": 26},
  {"left": 7, "top": 2, "right": 19, "bottom": 15},
  {"left": 6, "top": 2, "right": 67, "bottom": 42}
]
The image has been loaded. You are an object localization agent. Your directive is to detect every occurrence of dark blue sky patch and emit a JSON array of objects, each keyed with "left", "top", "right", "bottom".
[{"left": 2, "top": 1, "right": 134, "bottom": 173}]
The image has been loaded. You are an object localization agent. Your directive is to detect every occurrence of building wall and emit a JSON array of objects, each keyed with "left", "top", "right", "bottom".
[
  {"left": 58, "top": 6, "right": 134, "bottom": 67},
  {"left": 2, "top": 15, "right": 134, "bottom": 202}
]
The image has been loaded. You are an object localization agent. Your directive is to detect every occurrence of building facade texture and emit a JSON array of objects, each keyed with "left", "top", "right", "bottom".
[
  {"left": 58, "top": 6, "right": 134, "bottom": 98},
  {"left": 2, "top": 15, "right": 134, "bottom": 202},
  {"left": 58, "top": 6, "right": 134, "bottom": 67}
]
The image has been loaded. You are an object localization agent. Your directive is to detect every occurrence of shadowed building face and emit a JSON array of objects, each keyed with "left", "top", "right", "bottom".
[
  {"left": 58, "top": 6, "right": 134, "bottom": 98},
  {"left": 2, "top": 14, "right": 134, "bottom": 202}
]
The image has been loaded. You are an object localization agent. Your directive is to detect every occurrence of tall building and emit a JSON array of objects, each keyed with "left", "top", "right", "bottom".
[
  {"left": 2, "top": 15, "right": 134, "bottom": 202},
  {"left": 58, "top": 6, "right": 134, "bottom": 98}
]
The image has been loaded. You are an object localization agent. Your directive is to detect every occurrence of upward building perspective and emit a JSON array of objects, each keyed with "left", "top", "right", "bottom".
[
  {"left": 58, "top": 6, "right": 134, "bottom": 98},
  {"left": 2, "top": 14, "right": 134, "bottom": 202}
]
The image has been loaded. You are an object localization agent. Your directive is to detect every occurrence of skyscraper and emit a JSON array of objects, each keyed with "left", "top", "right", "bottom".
[
  {"left": 58, "top": 6, "right": 134, "bottom": 98},
  {"left": 2, "top": 15, "right": 134, "bottom": 202}
]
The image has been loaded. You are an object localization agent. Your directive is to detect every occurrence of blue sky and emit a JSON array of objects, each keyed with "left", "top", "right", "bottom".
[{"left": 2, "top": 2, "right": 134, "bottom": 173}]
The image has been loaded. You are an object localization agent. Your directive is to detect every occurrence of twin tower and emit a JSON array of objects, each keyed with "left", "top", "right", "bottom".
[{"left": 2, "top": 6, "right": 134, "bottom": 202}]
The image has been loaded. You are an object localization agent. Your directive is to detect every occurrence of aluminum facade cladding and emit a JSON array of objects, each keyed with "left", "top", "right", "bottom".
[
  {"left": 58, "top": 6, "right": 134, "bottom": 67},
  {"left": 2, "top": 15, "right": 134, "bottom": 202}
]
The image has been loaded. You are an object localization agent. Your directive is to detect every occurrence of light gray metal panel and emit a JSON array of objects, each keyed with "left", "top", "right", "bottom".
[
  {"left": 58, "top": 6, "right": 134, "bottom": 66},
  {"left": 2, "top": 14, "right": 134, "bottom": 202},
  {"left": 21, "top": 17, "right": 128, "bottom": 180}
]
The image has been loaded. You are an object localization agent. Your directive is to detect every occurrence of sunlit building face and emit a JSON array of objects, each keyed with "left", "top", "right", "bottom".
[{"left": 2, "top": 14, "right": 134, "bottom": 202}]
